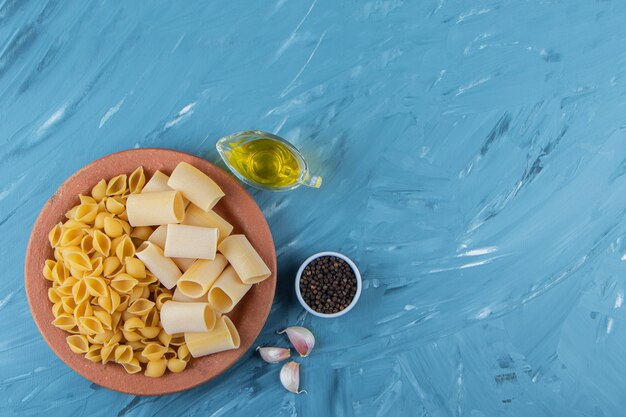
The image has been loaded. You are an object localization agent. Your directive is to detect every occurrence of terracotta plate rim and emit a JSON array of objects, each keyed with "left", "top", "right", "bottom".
[{"left": 24, "top": 148, "right": 276, "bottom": 396}]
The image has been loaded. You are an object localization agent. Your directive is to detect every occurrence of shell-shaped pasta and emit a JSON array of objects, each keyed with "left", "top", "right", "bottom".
[
  {"left": 115, "top": 236, "right": 135, "bottom": 261},
  {"left": 128, "top": 166, "right": 146, "bottom": 194},
  {"left": 122, "top": 329, "right": 143, "bottom": 342},
  {"left": 167, "top": 358, "right": 187, "bottom": 373},
  {"left": 79, "top": 316, "right": 106, "bottom": 335},
  {"left": 128, "top": 341, "right": 146, "bottom": 351},
  {"left": 56, "top": 284, "right": 73, "bottom": 297},
  {"left": 72, "top": 279, "right": 90, "bottom": 304},
  {"left": 89, "top": 256, "right": 104, "bottom": 277},
  {"left": 111, "top": 273, "right": 138, "bottom": 294},
  {"left": 94, "top": 212, "right": 113, "bottom": 229},
  {"left": 65, "top": 251, "right": 92, "bottom": 272},
  {"left": 81, "top": 234, "right": 94, "bottom": 255},
  {"left": 52, "top": 302, "right": 64, "bottom": 317},
  {"left": 93, "top": 309, "right": 112, "bottom": 330},
  {"left": 61, "top": 228, "right": 84, "bottom": 247},
  {"left": 61, "top": 296, "right": 77, "bottom": 314},
  {"left": 155, "top": 292, "right": 172, "bottom": 310},
  {"left": 143, "top": 308, "right": 160, "bottom": 328},
  {"left": 169, "top": 334, "right": 186, "bottom": 347},
  {"left": 84, "top": 276, "right": 108, "bottom": 298},
  {"left": 101, "top": 342, "right": 118, "bottom": 364},
  {"left": 43, "top": 259, "right": 56, "bottom": 281},
  {"left": 118, "top": 294, "right": 131, "bottom": 311},
  {"left": 105, "top": 196, "right": 126, "bottom": 215},
  {"left": 51, "top": 262, "right": 68, "bottom": 285},
  {"left": 158, "top": 329, "right": 172, "bottom": 347},
  {"left": 69, "top": 266, "right": 88, "bottom": 280},
  {"left": 66, "top": 334, "right": 90, "bottom": 354},
  {"left": 114, "top": 344, "right": 134, "bottom": 363},
  {"left": 48, "top": 287, "right": 62, "bottom": 304},
  {"left": 79, "top": 195, "right": 97, "bottom": 205},
  {"left": 110, "top": 329, "right": 123, "bottom": 345},
  {"left": 93, "top": 230, "right": 112, "bottom": 257},
  {"left": 177, "top": 344, "right": 191, "bottom": 362},
  {"left": 123, "top": 316, "right": 144, "bottom": 332},
  {"left": 73, "top": 300, "right": 94, "bottom": 320},
  {"left": 141, "top": 343, "right": 168, "bottom": 361},
  {"left": 145, "top": 358, "right": 167, "bottom": 378},
  {"left": 103, "top": 217, "right": 124, "bottom": 238},
  {"left": 103, "top": 256, "right": 123, "bottom": 278},
  {"left": 48, "top": 223, "right": 63, "bottom": 247},
  {"left": 65, "top": 205, "right": 78, "bottom": 220},
  {"left": 85, "top": 344, "right": 103, "bottom": 363},
  {"left": 74, "top": 203, "right": 99, "bottom": 224},
  {"left": 122, "top": 358, "right": 142, "bottom": 374},
  {"left": 91, "top": 179, "right": 107, "bottom": 202},
  {"left": 106, "top": 175, "right": 127, "bottom": 196},
  {"left": 111, "top": 311, "right": 122, "bottom": 330},
  {"left": 98, "top": 290, "right": 121, "bottom": 314},
  {"left": 139, "top": 326, "right": 161, "bottom": 339},
  {"left": 124, "top": 257, "right": 146, "bottom": 279},
  {"left": 127, "top": 298, "right": 154, "bottom": 316},
  {"left": 129, "top": 226, "right": 153, "bottom": 242},
  {"left": 52, "top": 314, "right": 76, "bottom": 331},
  {"left": 163, "top": 347, "right": 178, "bottom": 360}
]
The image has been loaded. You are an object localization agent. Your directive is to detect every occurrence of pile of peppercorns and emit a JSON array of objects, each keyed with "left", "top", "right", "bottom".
[{"left": 299, "top": 255, "right": 357, "bottom": 314}]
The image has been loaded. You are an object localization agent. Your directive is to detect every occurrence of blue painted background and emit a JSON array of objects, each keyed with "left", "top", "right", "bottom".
[{"left": 2, "top": 0, "right": 626, "bottom": 415}]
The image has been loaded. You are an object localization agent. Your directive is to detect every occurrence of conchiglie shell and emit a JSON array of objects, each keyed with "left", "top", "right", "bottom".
[
  {"left": 48, "top": 287, "right": 62, "bottom": 304},
  {"left": 98, "top": 290, "right": 121, "bottom": 314},
  {"left": 106, "top": 175, "right": 127, "bottom": 196},
  {"left": 127, "top": 298, "right": 155, "bottom": 316},
  {"left": 121, "top": 358, "right": 142, "bottom": 374},
  {"left": 92, "top": 179, "right": 107, "bottom": 202},
  {"left": 52, "top": 302, "right": 64, "bottom": 317},
  {"left": 155, "top": 292, "right": 172, "bottom": 310},
  {"left": 143, "top": 308, "right": 160, "bottom": 327},
  {"left": 92, "top": 230, "right": 112, "bottom": 256},
  {"left": 88, "top": 256, "right": 104, "bottom": 277},
  {"left": 65, "top": 205, "right": 78, "bottom": 220},
  {"left": 103, "top": 256, "right": 123, "bottom": 277},
  {"left": 101, "top": 342, "right": 118, "bottom": 364},
  {"left": 123, "top": 316, "right": 144, "bottom": 331},
  {"left": 66, "top": 334, "right": 89, "bottom": 354},
  {"left": 167, "top": 358, "right": 187, "bottom": 373},
  {"left": 81, "top": 234, "right": 95, "bottom": 255},
  {"left": 85, "top": 344, "right": 103, "bottom": 363},
  {"left": 65, "top": 251, "right": 92, "bottom": 272},
  {"left": 52, "top": 314, "right": 76, "bottom": 331},
  {"left": 61, "top": 296, "right": 77, "bottom": 314},
  {"left": 129, "top": 226, "right": 153, "bottom": 242},
  {"left": 141, "top": 343, "right": 168, "bottom": 361},
  {"left": 128, "top": 166, "right": 146, "bottom": 194},
  {"left": 105, "top": 197, "right": 126, "bottom": 215},
  {"left": 114, "top": 344, "right": 134, "bottom": 363},
  {"left": 43, "top": 260, "right": 56, "bottom": 281},
  {"left": 139, "top": 326, "right": 161, "bottom": 339},
  {"left": 79, "top": 316, "right": 105, "bottom": 335},
  {"left": 48, "top": 223, "right": 63, "bottom": 247},
  {"left": 104, "top": 217, "right": 124, "bottom": 238},
  {"left": 111, "top": 311, "right": 122, "bottom": 330},
  {"left": 178, "top": 344, "right": 191, "bottom": 361},
  {"left": 158, "top": 329, "right": 172, "bottom": 347},
  {"left": 60, "top": 228, "right": 84, "bottom": 247},
  {"left": 128, "top": 341, "right": 146, "bottom": 351},
  {"left": 79, "top": 195, "right": 97, "bottom": 205},
  {"left": 74, "top": 203, "right": 99, "bottom": 224},
  {"left": 94, "top": 212, "right": 114, "bottom": 229},
  {"left": 110, "top": 273, "right": 138, "bottom": 294},
  {"left": 169, "top": 334, "right": 186, "bottom": 347},
  {"left": 163, "top": 347, "right": 177, "bottom": 360},
  {"left": 122, "top": 329, "right": 143, "bottom": 342},
  {"left": 124, "top": 257, "right": 146, "bottom": 279},
  {"left": 51, "top": 262, "right": 68, "bottom": 285},
  {"left": 145, "top": 359, "right": 167, "bottom": 378},
  {"left": 93, "top": 309, "right": 112, "bottom": 330},
  {"left": 84, "top": 276, "right": 108, "bottom": 297},
  {"left": 115, "top": 236, "right": 135, "bottom": 261},
  {"left": 73, "top": 300, "right": 93, "bottom": 319},
  {"left": 72, "top": 279, "right": 90, "bottom": 304},
  {"left": 118, "top": 294, "right": 131, "bottom": 311}
]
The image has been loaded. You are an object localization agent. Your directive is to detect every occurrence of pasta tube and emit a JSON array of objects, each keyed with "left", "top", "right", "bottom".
[
  {"left": 160, "top": 301, "right": 217, "bottom": 335},
  {"left": 182, "top": 204, "right": 233, "bottom": 243},
  {"left": 135, "top": 242, "right": 181, "bottom": 289},
  {"left": 141, "top": 170, "right": 173, "bottom": 193},
  {"left": 217, "top": 235, "right": 271, "bottom": 284},
  {"left": 126, "top": 191, "right": 185, "bottom": 227},
  {"left": 148, "top": 226, "right": 196, "bottom": 272},
  {"left": 177, "top": 255, "right": 228, "bottom": 299},
  {"left": 167, "top": 162, "right": 224, "bottom": 211},
  {"left": 184, "top": 316, "right": 240, "bottom": 358},
  {"left": 172, "top": 287, "right": 205, "bottom": 302},
  {"left": 164, "top": 224, "right": 218, "bottom": 260},
  {"left": 208, "top": 265, "right": 252, "bottom": 313}
]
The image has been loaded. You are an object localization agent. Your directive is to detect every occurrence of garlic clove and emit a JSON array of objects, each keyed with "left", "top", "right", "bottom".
[
  {"left": 280, "top": 361, "right": 306, "bottom": 394},
  {"left": 278, "top": 326, "right": 315, "bottom": 357},
  {"left": 256, "top": 346, "right": 291, "bottom": 363}
]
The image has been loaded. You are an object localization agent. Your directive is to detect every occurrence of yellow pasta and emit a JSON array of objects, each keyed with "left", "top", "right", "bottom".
[
  {"left": 217, "top": 234, "right": 271, "bottom": 284},
  {"left": 184, "top": 316, "right": 240, "bottom": 358},
  {"left": 106, "top": 174, "right": 127, "bottom": 196},
  {"left": 167, "top": 358, "right": 187, "bottom": 373},
  {"left": 67, "top": 335, "right": 89, "bottom": 354},
  {"left": 48, "top": 223, "right": 63, "bottom": 247},
  {"left": 172, "top": 287, "right": 205, "bottom": 303},
  {"left": 128, "top": 166, "right": 146, "bottom": 194},
  {"left": 130, "top": 226, "right": 153, "bottom": 242},
  {"left": 168, "top": 162, "right": 225, "bottom": 211},
  {"left": 145, "top": 358, "right": 168, "bottom": 378},
  {"left": 124, "top": 257, "right": 146, "bottom": 278},
  {"left": 126, "top": 191, "right": 185, "bottom": 227},
  {"left": 208, "top": 265, "right": 252, "bottom": 313},
  {"left": 115, "top": 235, "right": 135, "bottom": 260},
  {"left": 182, "top": 204, "right": 233, "bottom": 243},
  {"left": 141, "top": 170, "right": 172, "bottom": 193},
  {"left": 177, "top": 255, "right": 228, "bottom": 299},
  {"left": 91, "top": 179, "right": 107, "bottom": 202}
]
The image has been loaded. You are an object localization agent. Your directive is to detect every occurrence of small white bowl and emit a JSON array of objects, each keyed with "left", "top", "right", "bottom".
[{"left": 295, "top": 251, "right": 362, "bottom": 318}]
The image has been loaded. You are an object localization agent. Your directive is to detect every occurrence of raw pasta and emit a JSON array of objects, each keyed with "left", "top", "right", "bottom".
[
  {"left": 172, "top": 287, "right": 205, "bottom": 303},
  {"left": 217, "top": 235, "right": 271, "bottom": 284},
  {"left": 126, "top": 191, "right": 185, "bottom": 227},
  {"left": 182, "top": 204, "right": 233, "bottom": 243},
  {"left": 177, "top": 255, "right": 228, "bottom": 299},
  {"left": 148, "top": 226, "right": 195, "bottom": 272},
  {"left": 141, "top": 170, "right": 172, "bottom": 193},
  {"left": 135, "top": 242, "right": 182, "bottom": 289},
  {"left": 167, "top": 162, "right": 225, "bottom": 211},
  {"left": 208, "top": 265, "right": 252, "bottom": 313},
  {"left": 164, "top": 224, "right": 218, "bottom": 260},
  {"left": 184, "top": 316, "right": 240, "bottom": 358},
  {"left": 160, "top": 301, "right": 217, "bottom": 334}
]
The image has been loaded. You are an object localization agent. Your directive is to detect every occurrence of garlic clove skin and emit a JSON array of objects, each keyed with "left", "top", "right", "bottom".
[
  {"left": 256, "top": 346, "right": 291, "bottom": 363},
  {"left": 280, "top": 361, "right": 306, "bottom": 394},
  {"left": 278, "top": 326, "right": 315, "bottom": 357}
]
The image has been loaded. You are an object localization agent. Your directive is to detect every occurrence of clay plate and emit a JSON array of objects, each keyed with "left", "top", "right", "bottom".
[{"left": 24, "top": 149, "right": 276, "bottom": 396}]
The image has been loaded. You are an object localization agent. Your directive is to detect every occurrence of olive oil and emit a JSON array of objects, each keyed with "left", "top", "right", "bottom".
[
  {"left": 216, "top": 130, "right": 322, "bottom": 191},
  {"left": 225, "top": 139, "right": 300, "bottom": 187}
]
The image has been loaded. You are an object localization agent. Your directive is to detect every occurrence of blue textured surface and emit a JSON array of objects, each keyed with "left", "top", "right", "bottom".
[{"left": 2, "top": 0, "right": 626, "bottom": 416}]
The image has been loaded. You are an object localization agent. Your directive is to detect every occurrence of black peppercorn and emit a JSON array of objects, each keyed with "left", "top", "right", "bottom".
[{"left": 299, "top": 256, "right": 357, "bottom": 314}]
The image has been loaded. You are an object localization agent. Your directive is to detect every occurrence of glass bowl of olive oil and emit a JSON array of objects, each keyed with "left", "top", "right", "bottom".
[{"left": 216, "top": 130, "right": 322, "bottom": 192}]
